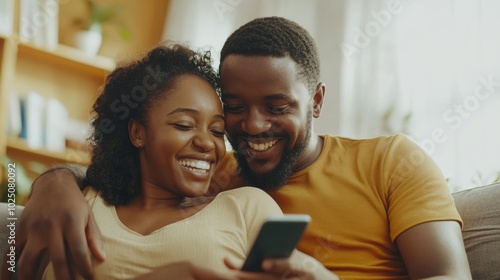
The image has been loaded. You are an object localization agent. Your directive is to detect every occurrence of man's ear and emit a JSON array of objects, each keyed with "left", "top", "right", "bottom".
[
  {"left": 312, "top": 82, "right": 326, "bottom": 118},
  {"left": 129, "top": 119, "right": 145, "bottom": 148}
]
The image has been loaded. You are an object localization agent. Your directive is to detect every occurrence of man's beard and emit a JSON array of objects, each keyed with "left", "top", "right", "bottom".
[{"left": 230, "top": 111, "right": 312, "bottom": 191}]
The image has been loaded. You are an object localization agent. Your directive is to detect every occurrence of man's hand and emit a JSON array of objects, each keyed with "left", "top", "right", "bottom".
[
  {"left": 130, "top": 261, "right": 238, "bottom": 280},
  {"left": 224, "top": 250, "right": 341, "bottom": 280},
  {"left": 1, "top": 168, "right": 105, "bottom": 280}
]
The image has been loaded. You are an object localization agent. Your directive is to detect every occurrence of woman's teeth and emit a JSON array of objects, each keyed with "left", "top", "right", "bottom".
[{"left": 179, "top": 160, "right": 210, "bottom": 171}]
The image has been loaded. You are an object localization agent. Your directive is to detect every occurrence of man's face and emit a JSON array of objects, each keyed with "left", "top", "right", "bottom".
[{"left": 220, "top": 55, "right": 314, "bottom": 190}]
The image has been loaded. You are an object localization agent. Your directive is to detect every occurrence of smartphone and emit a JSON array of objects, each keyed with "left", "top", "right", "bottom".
[{"left": 241, "top": 214, "right": 311, "bottom": 272}]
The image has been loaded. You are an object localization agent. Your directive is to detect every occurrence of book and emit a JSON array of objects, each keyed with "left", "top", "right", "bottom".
[
  {"left": 40, "top": 0, "right": 58, "bottom": 50},
  {"left": 0, "top": 0, "right": 14, "bottom": 35},
  {"left": 21, "top": 91, "right": 45, "bottom": 149},
  {"left": 6, "top": 92, "right": 22, "bottom": 137},
  {"left": 19, "top": 0, "right": 59, "bottom": 49},
  {"left": 45, "top": 98, "right": 68, "bottom": 152}
]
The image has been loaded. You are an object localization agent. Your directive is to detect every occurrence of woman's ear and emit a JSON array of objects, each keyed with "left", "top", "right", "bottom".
[
  {"left": 129, "top": 119, "right": 145, "bottom": 148},
  {"left": 312, "top": 82, "right": 326, "bottom": 118}
]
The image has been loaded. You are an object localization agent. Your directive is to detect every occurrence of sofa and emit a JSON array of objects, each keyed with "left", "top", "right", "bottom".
[
  {"left": 1, "top": 182, "right": 500, "bottom": 279},
  {"left": 452, "top": 182, "right": 500, "bottom": 279}
]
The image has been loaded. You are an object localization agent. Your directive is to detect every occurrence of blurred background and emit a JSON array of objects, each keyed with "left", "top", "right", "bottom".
[{"left": 1, "top": 0, "right": 499, "bottom": 204}]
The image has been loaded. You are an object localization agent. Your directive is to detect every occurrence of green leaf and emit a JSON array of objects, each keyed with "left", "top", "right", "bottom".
[{"left": 82, "top": 0, "right": 131, "bottom": 42}]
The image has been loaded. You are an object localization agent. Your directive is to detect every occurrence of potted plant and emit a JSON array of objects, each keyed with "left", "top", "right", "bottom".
[{"left": 73, "top": 0, "right": 131, "bottom": 55}]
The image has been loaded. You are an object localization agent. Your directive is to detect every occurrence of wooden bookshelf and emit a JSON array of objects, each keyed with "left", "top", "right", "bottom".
[
  {"left": 0, "top": 0, "right": 169, "bottom": 193},
  {"left": 0, "top": 35, "right": 17, "bottom": 183},
  {"left": 0, "top": 35, "right": 102, "bottom": 183},
  {"left": 6, "top": 138, "right": 90, "bottom": 167},
  {"left": 17, "top": 41, "right": 115, "bottom": 79}
]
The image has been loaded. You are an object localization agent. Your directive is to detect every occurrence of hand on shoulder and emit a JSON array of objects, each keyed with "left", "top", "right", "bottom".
[{"left": 1, "top": 167, "right": 105, "bottom": 280}]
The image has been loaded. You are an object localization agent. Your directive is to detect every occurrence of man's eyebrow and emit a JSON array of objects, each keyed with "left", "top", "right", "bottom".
[
  {"left": 221, "top": 93, "right": 239, "bottom": 99},
  {"left": 221, "top": 93, "right": 291, "bottom": 100},
  {"left": 264, "top": 93, "right": 291, "bottom": 101}
]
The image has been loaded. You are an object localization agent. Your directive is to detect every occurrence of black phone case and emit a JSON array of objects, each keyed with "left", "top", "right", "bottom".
[{"left": 241, "top": 215, "right": 310, "bottom": 272}]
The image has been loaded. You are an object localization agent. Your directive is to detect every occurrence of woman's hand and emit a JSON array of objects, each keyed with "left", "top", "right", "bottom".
[{"left": 224, "top": 250, "right": 341, "bottom": 280}]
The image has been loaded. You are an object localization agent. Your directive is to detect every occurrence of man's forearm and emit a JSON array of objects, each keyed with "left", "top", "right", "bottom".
[{"left": 31, "top": 163, "right": 88, "bottom": 194}]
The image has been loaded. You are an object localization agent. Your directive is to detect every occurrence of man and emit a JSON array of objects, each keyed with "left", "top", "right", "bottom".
[{"left": 3, "top": 17, "right": 471, "bottom": 280}]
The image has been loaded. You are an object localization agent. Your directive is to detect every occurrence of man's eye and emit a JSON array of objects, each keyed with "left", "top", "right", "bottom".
[
  {"left": 267, "top": 105, "right": 289, "bottom": 114},
  {"left": 223, "top": 104, "right": 244, "bottom": 113}
]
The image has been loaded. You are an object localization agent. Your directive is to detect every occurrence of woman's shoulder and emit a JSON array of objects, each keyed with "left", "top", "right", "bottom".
[
  {"left": 216, "top": 186, "right": 282, "bottom": 214},
  {"left": 82, "top": 186, "right": 105, "bottom": 206},
  {"left": 218, "top": 186, "right": 271, "bottom": 199},
  {"left": 216, "top": 187, "right": 274, "bottom": 206}
]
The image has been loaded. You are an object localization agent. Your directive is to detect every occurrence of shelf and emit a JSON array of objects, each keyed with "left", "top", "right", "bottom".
[
  {"left": 6, "top": 138, "right": 90, "bottom": 166},
  {"left": 17, "top": 40, "right": 115, "bottom": 80}
]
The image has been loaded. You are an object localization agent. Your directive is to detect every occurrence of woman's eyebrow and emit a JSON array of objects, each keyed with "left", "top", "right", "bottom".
[
  {"left": 214, "top": 114, "right": 225, "bottom": 121},
  {"left": 167, "top": 108, "right": 225, "bottom": 122},
  {"left": 167, "top": 108, "right": 198, "bottom": 116}
]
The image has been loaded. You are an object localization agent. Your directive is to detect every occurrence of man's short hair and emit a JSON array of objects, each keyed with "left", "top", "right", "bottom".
[{"left": 220, "top": 16, "right": 320, "bottom": 92}]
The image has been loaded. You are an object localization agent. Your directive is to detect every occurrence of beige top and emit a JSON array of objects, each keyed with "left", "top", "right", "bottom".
[{"left": 42, "top": 186, "right": 283, "bottom": 279}]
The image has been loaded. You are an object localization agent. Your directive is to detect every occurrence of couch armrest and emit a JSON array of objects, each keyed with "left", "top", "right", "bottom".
[{"left": 452, "top": 182, "right": 500, "bottom": 280}]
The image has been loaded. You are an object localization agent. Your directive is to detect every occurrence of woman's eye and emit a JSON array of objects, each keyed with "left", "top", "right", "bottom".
[
  {"left": 173, "top": 124, "right": 192, "bottom": 130},
  {"left": 223, "top": 104, "right": 244, "bottom": 113},
  {"left": 267, "top": 105, "right": 289, "bottom": 114},
  {"left": 211, "top": 130, "right": 225, "bottom": 138}
]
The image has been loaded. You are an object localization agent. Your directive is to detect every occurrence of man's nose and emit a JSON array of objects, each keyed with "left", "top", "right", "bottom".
[{"left": 242, "top": 108, "right": 271, "bottom": 135}]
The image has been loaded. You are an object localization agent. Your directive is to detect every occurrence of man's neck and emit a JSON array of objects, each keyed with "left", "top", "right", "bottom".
[{"left": 293, "top": 134, "right": 324, "bottom": 172}]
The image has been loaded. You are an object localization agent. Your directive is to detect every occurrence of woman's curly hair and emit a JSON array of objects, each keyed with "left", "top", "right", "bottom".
[{"left": 86, "top": 44, "right": 219, "bottom": 206}]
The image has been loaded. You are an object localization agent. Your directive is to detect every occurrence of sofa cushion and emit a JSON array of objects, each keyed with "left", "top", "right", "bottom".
[{"left": 453, "top": 182, "right": 500, "bottom": 280}]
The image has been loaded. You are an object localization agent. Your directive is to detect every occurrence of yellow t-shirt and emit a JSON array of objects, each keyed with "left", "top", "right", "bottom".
[
  {"left": 42, "top": 187, "right": 282, "bottom": 279},
  {"left": 211, "top": 134, "right": 462, "bottom": 279}
]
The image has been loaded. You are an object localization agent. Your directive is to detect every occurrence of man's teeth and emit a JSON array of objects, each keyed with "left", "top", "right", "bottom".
[
  {"left": 247, "top": 140, "right": 278, "bottom": 151},
  {"left": 179, "top": 160, "right": 210, "bottom": 171}
]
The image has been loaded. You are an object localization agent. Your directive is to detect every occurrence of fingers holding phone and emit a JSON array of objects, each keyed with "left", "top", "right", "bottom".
[{"left": 228, "top": 214, "right": 341, "bottom": 280}]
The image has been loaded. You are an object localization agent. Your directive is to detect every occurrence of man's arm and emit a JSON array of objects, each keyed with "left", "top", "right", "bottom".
[
  {"left": 1, "top": 164, "right": 106, "bottom": 280},
  {"left": 397, "top": 221, "right": 472, "bottom": 280},
  {"left": 30, "top": 163, "right": 88, "bottom": 192}
]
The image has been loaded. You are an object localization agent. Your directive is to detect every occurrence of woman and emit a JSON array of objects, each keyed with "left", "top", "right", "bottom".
[{"left": 40, "top": 44, "right": 283, "bottom": 279}]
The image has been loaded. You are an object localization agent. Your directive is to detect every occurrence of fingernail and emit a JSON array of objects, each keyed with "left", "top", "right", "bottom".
[
  {"left": 229, "top": 257, "right": 242, "bottom": 266},
  {"left": 262, "top": 260, "right": 273, "bottom": 270},
  {"left": 100, "top": 249, "right": 107, "bottom": 259}
]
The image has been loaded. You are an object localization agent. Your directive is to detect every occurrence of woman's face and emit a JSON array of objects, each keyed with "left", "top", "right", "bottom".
[{"left": 137, "top": 75, "right": 225, "bottom": 197}]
